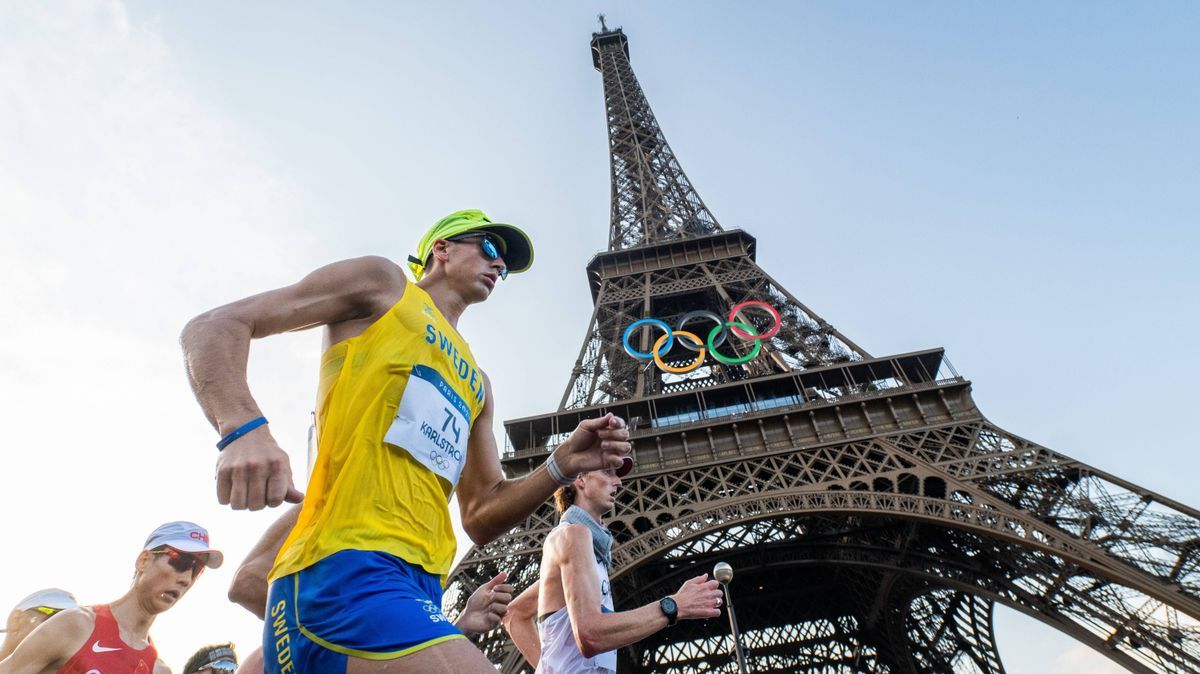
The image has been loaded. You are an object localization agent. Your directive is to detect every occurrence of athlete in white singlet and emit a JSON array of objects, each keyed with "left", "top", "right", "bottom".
[
  {"left": 504, "top": 468, "right": 723, "bottom": 673},
  {"left": 535, "top": 519, "right": 618, "bottom": 673}
]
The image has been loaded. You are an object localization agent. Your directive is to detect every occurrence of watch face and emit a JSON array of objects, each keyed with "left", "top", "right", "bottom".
[{"left": 661, "top": 596, "right": 679, "bottom": 625}]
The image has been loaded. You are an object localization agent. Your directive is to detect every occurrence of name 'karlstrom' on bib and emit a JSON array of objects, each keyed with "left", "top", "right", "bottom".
[{"left": 384, "top": 364, "right": 472, "bottom": 489}]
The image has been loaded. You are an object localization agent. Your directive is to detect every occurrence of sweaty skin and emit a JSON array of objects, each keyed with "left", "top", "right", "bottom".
[
  {"left": 183, "top": 237, "right": 631, "bottom": 673},
  {"left": 504, "top": 470, "right": 723, "bottom": 666},
  {"left": 0, "top": 550, "right": 199, "bottom": 674}
]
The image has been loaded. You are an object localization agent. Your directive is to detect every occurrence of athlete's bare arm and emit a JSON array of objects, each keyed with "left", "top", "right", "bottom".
[
  {"left": 181, "top": 256, "right": 406, "bottom": 511},
  {"left": 502, "top": 580, "right": 541, "bottom": 666},
  {"left": 235, "top": 647, "right": 264, "bottom": 674},
  {"left": 456, "top": 379, "right": 631, "bottom": 544},
  {"left": 154, "top": 657, "right": 171, "bottom": 674},
  {"left": 0, "top": 609, "right": 92, "bottom": 674},
  {"left": 553, "top": 526, "right": 722, "bottom": 658},
  {"left": 229, "top": 504, "right": 303, "bottom": 618}
]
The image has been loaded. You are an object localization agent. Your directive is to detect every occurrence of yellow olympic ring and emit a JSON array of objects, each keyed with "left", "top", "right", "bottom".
[{"left": 652, "top": 330, "right": 706, "bottom": 374}]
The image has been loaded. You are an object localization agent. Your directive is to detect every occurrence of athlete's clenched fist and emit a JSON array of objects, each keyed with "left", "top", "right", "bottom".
[{"left": 554, "top": 413, "right": 632, "bottom": 478}]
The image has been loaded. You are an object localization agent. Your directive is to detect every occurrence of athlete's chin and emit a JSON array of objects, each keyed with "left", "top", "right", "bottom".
[{"left": 466, "top": 282, "right": 492, "bottom": 303}]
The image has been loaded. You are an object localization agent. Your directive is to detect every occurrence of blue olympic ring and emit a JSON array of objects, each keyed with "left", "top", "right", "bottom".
[{"left": 622, "top": 318, "right": 673, "bottom": 359}]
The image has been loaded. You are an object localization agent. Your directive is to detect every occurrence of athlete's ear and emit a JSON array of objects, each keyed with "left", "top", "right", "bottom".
[
  {"left": 432, "top": 239, "right": 452, "bottom": 263},
  {"left": 134, "top": 550, "right": 151, "bottom": 575}
]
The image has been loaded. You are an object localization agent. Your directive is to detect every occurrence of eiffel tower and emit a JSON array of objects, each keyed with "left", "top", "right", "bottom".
[{"left": 446, "top": 21, "right": 1200, "bottom": 674}]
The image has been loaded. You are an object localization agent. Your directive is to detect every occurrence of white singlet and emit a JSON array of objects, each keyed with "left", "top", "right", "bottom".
[{"left": 536, "top": 527, "right": 617, "bottom": 674}]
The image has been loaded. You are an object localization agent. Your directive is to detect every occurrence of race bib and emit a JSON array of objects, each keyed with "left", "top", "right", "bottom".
[{"left": 383, "top": 364, "right": 471, "bottom": 489}]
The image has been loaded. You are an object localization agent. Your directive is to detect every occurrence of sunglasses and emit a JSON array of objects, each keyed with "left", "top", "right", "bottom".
[
  {"left": 34, "top": 606, "right": 63, "bottom": 617},
  {"left": 201, "top": 659, "right": 237, "bottom": 674},
  {"left": 446, "top": 233, "right": 508, "bottom": 280},
  {"left": 149, "top": 547, "right": 207, "bottom": 577}
]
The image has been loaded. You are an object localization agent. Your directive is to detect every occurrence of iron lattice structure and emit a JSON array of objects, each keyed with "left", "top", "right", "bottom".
[{"left": 446, "top": 25, "right": 1200, "bottom": 673}]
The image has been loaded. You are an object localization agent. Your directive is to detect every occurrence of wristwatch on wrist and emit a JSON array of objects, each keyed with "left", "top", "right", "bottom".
[{"left": 659, "top": 596, "right": 679, "bottom": 626}]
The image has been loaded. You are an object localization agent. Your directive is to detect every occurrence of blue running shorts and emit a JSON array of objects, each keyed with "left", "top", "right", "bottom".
[{"left": 264, "top": 550, "right": 464, "bottom": 674}]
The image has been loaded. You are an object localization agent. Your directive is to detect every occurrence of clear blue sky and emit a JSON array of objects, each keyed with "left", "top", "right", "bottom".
[{"left": 1, "top": 2, "right": 1196, "bottom": 672}]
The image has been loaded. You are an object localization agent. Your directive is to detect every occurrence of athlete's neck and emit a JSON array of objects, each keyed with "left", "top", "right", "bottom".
[
  {"left": 108, "top": 594, "right": 156, "bottom": 646},
  {"left": 416, "top": 279, "right": 469, "bottom": 328},
  {"left": 577, "top": 499, "right": 608, "bottom": 525}
]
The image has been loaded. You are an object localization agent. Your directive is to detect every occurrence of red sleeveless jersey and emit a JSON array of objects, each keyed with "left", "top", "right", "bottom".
[{"left": 58, "top": 605, "right": 156, "bottom": 674}]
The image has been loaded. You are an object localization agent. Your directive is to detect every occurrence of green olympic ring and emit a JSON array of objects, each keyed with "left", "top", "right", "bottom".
[{"left": 707, "top": 321, "right": 760, "bottom": 364}]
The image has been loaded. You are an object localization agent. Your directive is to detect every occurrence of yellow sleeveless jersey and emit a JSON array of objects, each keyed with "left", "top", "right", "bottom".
[{"left": 269, "top": 283, "right": 486, "bottom": 582}]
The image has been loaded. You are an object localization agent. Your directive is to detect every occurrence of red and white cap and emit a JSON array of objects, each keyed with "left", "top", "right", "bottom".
[{"left": 143, "top": 521, "right": 224, "bottom": 569}]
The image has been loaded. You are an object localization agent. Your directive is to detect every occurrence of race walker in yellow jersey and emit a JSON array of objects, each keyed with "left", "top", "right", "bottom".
[
  {"left": 270, "top": 282, "right": 487, "bottom": 581},
  {"left": 181, "top": 209, "right": 633, "bottom": 674}
]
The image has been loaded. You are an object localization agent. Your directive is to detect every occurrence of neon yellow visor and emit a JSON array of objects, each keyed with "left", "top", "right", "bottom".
[{"left": 407, "top": 209, "right": 534, "bottom": 281}]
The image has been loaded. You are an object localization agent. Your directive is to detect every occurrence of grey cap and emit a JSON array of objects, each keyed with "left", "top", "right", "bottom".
[
  {"left": 14, "top": 588, "right": 77, "bottom": 613},
  {"left": 0, "top": 588, "right": 77, "bottom": 631}
]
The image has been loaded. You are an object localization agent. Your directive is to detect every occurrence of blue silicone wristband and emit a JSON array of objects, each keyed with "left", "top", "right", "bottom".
[{"left": 216, "top": 416, "right": 268, "bottom": 451}]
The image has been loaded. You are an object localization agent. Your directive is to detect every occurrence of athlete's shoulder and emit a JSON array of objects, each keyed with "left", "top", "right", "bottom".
[
  {"left": 549, "top": 523, "right": 593, "bottom": 555},
  {"left": 46, "top": 606, "right": 96, "bottom": 634},
  {"left": 329, "top": 255, "right": 407, "bottom": 290},
  {"left": 311, "top": 256, "right": 407, "bottom": 318},
  {"left": 342, "top": 254, "right": 403, "bottom": 273},
  {"left": 25, "top": 607, "right": 95, "bottom": 661}
]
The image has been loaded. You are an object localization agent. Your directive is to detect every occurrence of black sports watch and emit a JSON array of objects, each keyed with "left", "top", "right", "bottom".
[{"left": 659, "top": 596, "right": 679, "bottom": 626}]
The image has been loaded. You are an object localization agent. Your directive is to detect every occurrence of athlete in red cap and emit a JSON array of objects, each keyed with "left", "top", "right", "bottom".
[{"left": 0, "top": 521, "right": 221, "bottom": 674}]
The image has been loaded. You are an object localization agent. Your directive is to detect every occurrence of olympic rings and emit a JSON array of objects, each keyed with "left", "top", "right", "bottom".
[
  {"left": 727, "top": 301, "right": 781, "bottom": 340},
  {"left": 623, "top": 318, "right": 673, "bottom": 359},
  {"left": 429, "top": 450, "right": 449, "bottom": 471},
  {"left": 708, "top": 321, "right": 760, "bottom": 365},
  {"left": 653, "top": 331, "right": 706, "bottom": 373},
  {"left": 622, "top": 301, "right": 782, "bottom": 373}
]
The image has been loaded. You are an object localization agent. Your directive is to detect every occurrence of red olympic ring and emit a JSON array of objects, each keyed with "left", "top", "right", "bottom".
[{"left": 727, "top": 301, "right": 781, "bottom": 340}]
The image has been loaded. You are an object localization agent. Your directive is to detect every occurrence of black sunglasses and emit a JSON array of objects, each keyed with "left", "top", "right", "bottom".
[
  {"left": 149, "top": 547, "right": 207, "bottom": 577},
  {"left": 446, "top": 233, "right": 508, "bottom": 280}
]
